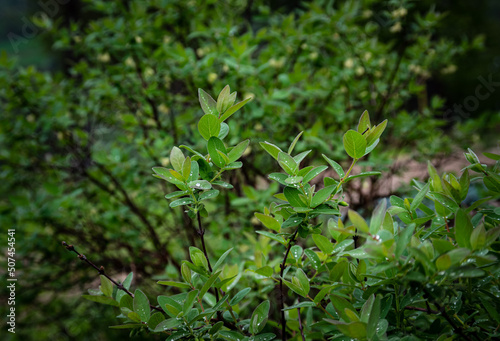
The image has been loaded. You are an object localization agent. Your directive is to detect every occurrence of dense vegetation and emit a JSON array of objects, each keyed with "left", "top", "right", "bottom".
[{"left": 0, "top": 0, "right": 498, "bottom": 340}]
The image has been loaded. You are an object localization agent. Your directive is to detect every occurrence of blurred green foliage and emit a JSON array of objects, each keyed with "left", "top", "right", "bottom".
[{"left": 0, "top": 0, "right": 498, "bottom": 340}]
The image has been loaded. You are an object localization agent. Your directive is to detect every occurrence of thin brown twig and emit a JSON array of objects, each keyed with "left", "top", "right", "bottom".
[{"left": 62, "top": 241, "right": 162, "bottom": 312}]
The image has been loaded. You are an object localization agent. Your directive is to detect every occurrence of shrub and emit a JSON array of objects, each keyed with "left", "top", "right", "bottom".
[{"left": 65, "top": 86, "right": 500, "bottom": 341}]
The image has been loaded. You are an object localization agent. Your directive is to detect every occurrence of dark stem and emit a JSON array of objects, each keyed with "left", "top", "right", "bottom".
[
  {"left": 297, "top": 307, "right": 306, "bottom": 341},
  {"left": 62, "top": 241, "right": 162, "bottom": 312},
  {"left": 279, "top": 228, "right": 300, "bottom": 341},
  {"left": 196, "top": 212, "right": 220, "bottom": 304}
]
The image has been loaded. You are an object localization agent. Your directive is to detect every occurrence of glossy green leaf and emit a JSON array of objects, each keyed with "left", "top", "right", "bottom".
[
  {"left": 189, "top": 247, "right": 209, "bottom": 270},
  {"left": 152, "top": 167, "right": 185, "bottom": 187},
  {"left": 348, "top": 210, "right": 369, "bottom": 234},
  {"left": 249, "top": 300, "right": 270, "bottom": 334},
  {"left": 288, "top": 131, "right": 303, "bottom": 154},
  {"left": 220, "top": 97, "right": 252, "bottom": 122},
  {"left": 455, "top": 208, "right": 473, "bottom": 249},
  {"left": 188, "top": 180, "right": 211, "bottom": 190},
  {"left": 366, "top": 119, "right": 388, "bottom": 147},
  {"left": 312, "top": 234, "right": 334, "bottom": 254},
  {"left": 284, "top": 187, "right": 307, "bottom": 207},
  {"left": 213, "top": 248, "right": 233, "bottom": 272},
  {"left": 311, "top": 185, "right": 336, "bottom": 208},
  {"left": 147, "top": 312, "right": 165, "bottom": 330},
  {"left": 366, "top": 295, "right": 381, "bottom": 339},
  {"left": 411, "top": 182, "right": 430, "bottom": 212},
  {"left": 343, "top": 130, "right": 366, "bottom": 159},
  {"left": 198, "top": 114, "right": 221, "bottom": 140},
  {"left": 199, "top": 189, "right": 219, "bottom": 201},
  {"left": 199, "top": 271, "right": 221, "bottom": 301},
  {"left": 170, "top": 146, "right": 185, "bottom": 172},
  {"left": 207, "top": 136, "right": 226, "bottom": 168},
  {"left": 216, "top": 85, "right": 231, "bottom": 114},
  {"left": 304, "top": 249, "right": 321, "bottom": 270},
  {"left": 254, "top": 213, "right": 281, "bottom": 232},
  {"left": 330, "top": 295, "right": 357, "bottom": 322},
  {"left": 198, "top": 88, "right": 217, "bottom": 116},
  {"left": 278, "top": 152, "right": 298, "bottom": 175},
  {"left": 181, "top": 156, "right": 191, "bottom": 181},
  {"left": 357, "top": 110, "right": 371, "bottom": 133},
  {"left": 322, "top": 154, "right": 345, "bottom": 178},
  {"left": 256, "top": 231, "right": 286, "bottom": 244},
  {"left": 228, "top": 139, "right": 249, "bottom": 163},
  {"left": 182, "top": 290, "right": 199, "bottom": 315},
  {"left": 395, "top": 224, "right": 415, "bottom": 259},
  {"left": 100, "top": 275, "right": 113, "bottom": 297},
  {"left": 133, "top": 289, "right": 150, "bottom": 322},
  {"left": 169, "top": 197, "right": 194, "bottom": 208},
  {"left": 303, "top": 165, "right": 328, "bottom": 183},
  {"left": 259, "top": 141, "right": 282, "bottom": 161},
  {"left": 230, "top": 287, "right": 251, "bottom": 306},
  {"left": 293, "top": 150, "right": 311, "bottom": 165}
]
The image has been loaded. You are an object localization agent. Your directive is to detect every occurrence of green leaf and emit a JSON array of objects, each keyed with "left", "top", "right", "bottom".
[
  {"left": 322, "top": 154, "right": 345, "bottom": 178},
  {"left": 255, "top": 266, "right": 273, "bottom": 277},
  {"left": 436, "top": 254, "right": 452, "bottom": 271},
  {"left": 157, "top": 295, "right": 182, "bottom": 317},
  {"left": 198, "top": 114, "right": 221, "bottom": 140},
  {"left": 283, "top": 301, "right": 316, "bottom": 310},
  {"left": 395, "top": 224, "right": 415, "bottom": 259},
  {"left": 312, "top": 234, "right": 334, "bottom": 254},
  {"left": 249, "top": 300, "right": 270, "bottom": 334},
  {"left": 455, "top": 208, "right": 473, "bottom": 249},
  {"left": 254, "top": 213, "right": 281, "bottom": 232},
  {"left": 152, "top": 167, "right": 185, "bottom": 187},
  {"left": 256, "top": 231, "right": 286, "bottom": 244},
  {"left": 290, "top": 245, "right": 303, "bottom": 261},
  {"left": 100, "top": 275, "right": 113, "bottom": 297},
  {"left": 293, "top": 150, "right": 311, "bottom": 165},
  {"left": 278, "top": 152, "right": 298, "bottom": 175},
  {"left": 157, "top": 281, "right": 191, "bottom": 289},
  {"left": 366, "top": 119, "right": 388, "bottom": 147},
  {"left": 483, "top": 152, "right": 500, "bottom": 160},
  {"left": 366, "top": 295, "right": 381, "bottom": 338},
  {"left": 208, "top": 136, "right": 227, "bottom": 168},
  {"left": 311, "top": 185, "right": 336, "bottom": 208},
  {"left": 345, "top": 171, "right": 381, "bottom": 182},
  {"left": 459, "top": 169, "right": 470, "bottom": 201},
  {"left": 213, "top": 248, "right": 233, "bottom": 272},
  {"left": 179, "top": 145, "right": 205, "bottom": 159},
  {"left": 295, "top": 268, "right": 310, "bottom": 296},
  {"left": 189, "top": 247, "right": 209, "bottom": 270},
  {"left": 109, "top": 324, "right": 143, "bottom": 329},
  {"left": 343, "top": 130, "right": 367, "bottom": 159},
  {"left": 330, "top": 295, "right": 357, "bottom": 322},
  {"left": 216, "top": 85, "right": 231, "bottom": 114},
  {"left": 218, "top": 122, "right": 229, "bottom": 139},
  {"left": 165, "top": 190, "right": 190, "bottom": 200},
  {"left": 219, "top": 330, "right": 246, "bottom": 341},
  {"left": 169, "top": 197, "right": 194, "bottom": 208},
  {"left": 147, "top": 312, "right": 166, "bottom": 330},
  {"left": 188, "top": 180, "right": 212, "bottom": 190},
  {"left": 198, "top": 88, "right": 217, "bottom": 116},
  {"left": 370, "top": 199, "right": 387, "bottom": 234},
  {"left": 259, "top": 141, "right": 282, "bottom": 161},
  {"left": 429, "top": 192, "right": 459, "bottom": 213},
  {"left": 220, "top": 97, "right": 252, "bottom": 122},
  {"left": 120, "top": 294, "right": 133, "bottom": 310},
  {"left": 200, "top": 271, "right": 221, "bottom": 301},
  {"left": 182, "top": 290, "right": 199, "bottom": 315},
  {"left": 212, "top": 180, "right": 233, "bottom": 189},
  {"left": 284, "top": 187, "right": 307, "bottom": 207},
  {"left": 82, "top": 295, "right": 119, "bottom": 307},
  {"left": 133, "top": 289, "right": 150, "bottom": 323},
  {"left": 116, "top": 273, "right": 133, "bottom": 303},
  {"left": 170, "top": 146, "right": 185, "bottom": 173},
  {"left": 484, "top": 172, "right": 500, "bottom": 193},
  {"left": 357, "top": 110, "right": 371, "bottom": 134},
  {"left": 230, "top": 287, "right": 251, "bottom": 306},
  {"left": 181, "top": 263, "right": 192, "bottom": 284},
  {"left": 285, "top": 176, "right": 303, "bottom": 185},
  {"left": 411, "top": 182, "right": 430, "bottom": 212},
  {"left": 223, "top": 161, "right": 242, "bottom": 170},
  {"left": 182, "top": 156, "right": 191, "bottom": 181},
  {"left": 228, "top": 139, "right": 250, "bottom": 163},
  {"left": 325, "top": 320, "right": 367, "bottom": 339},
  {"left": 282, "top": 215, "right": 303, "bottom": 229},
  {"left": 348, "top": 210, "right": 369, "bottom": 234},
  {"left": 199, "top": 189, "right": 219, "bottom": 201},
  {"left": 303, "top": 165, "right": 328, "bottom": 183},
  {"left": 304, "top": 249, "right": 321, "bottom": 270},
  {"left": 288, "top": 131, "right": 303, "bottom": 154}
]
